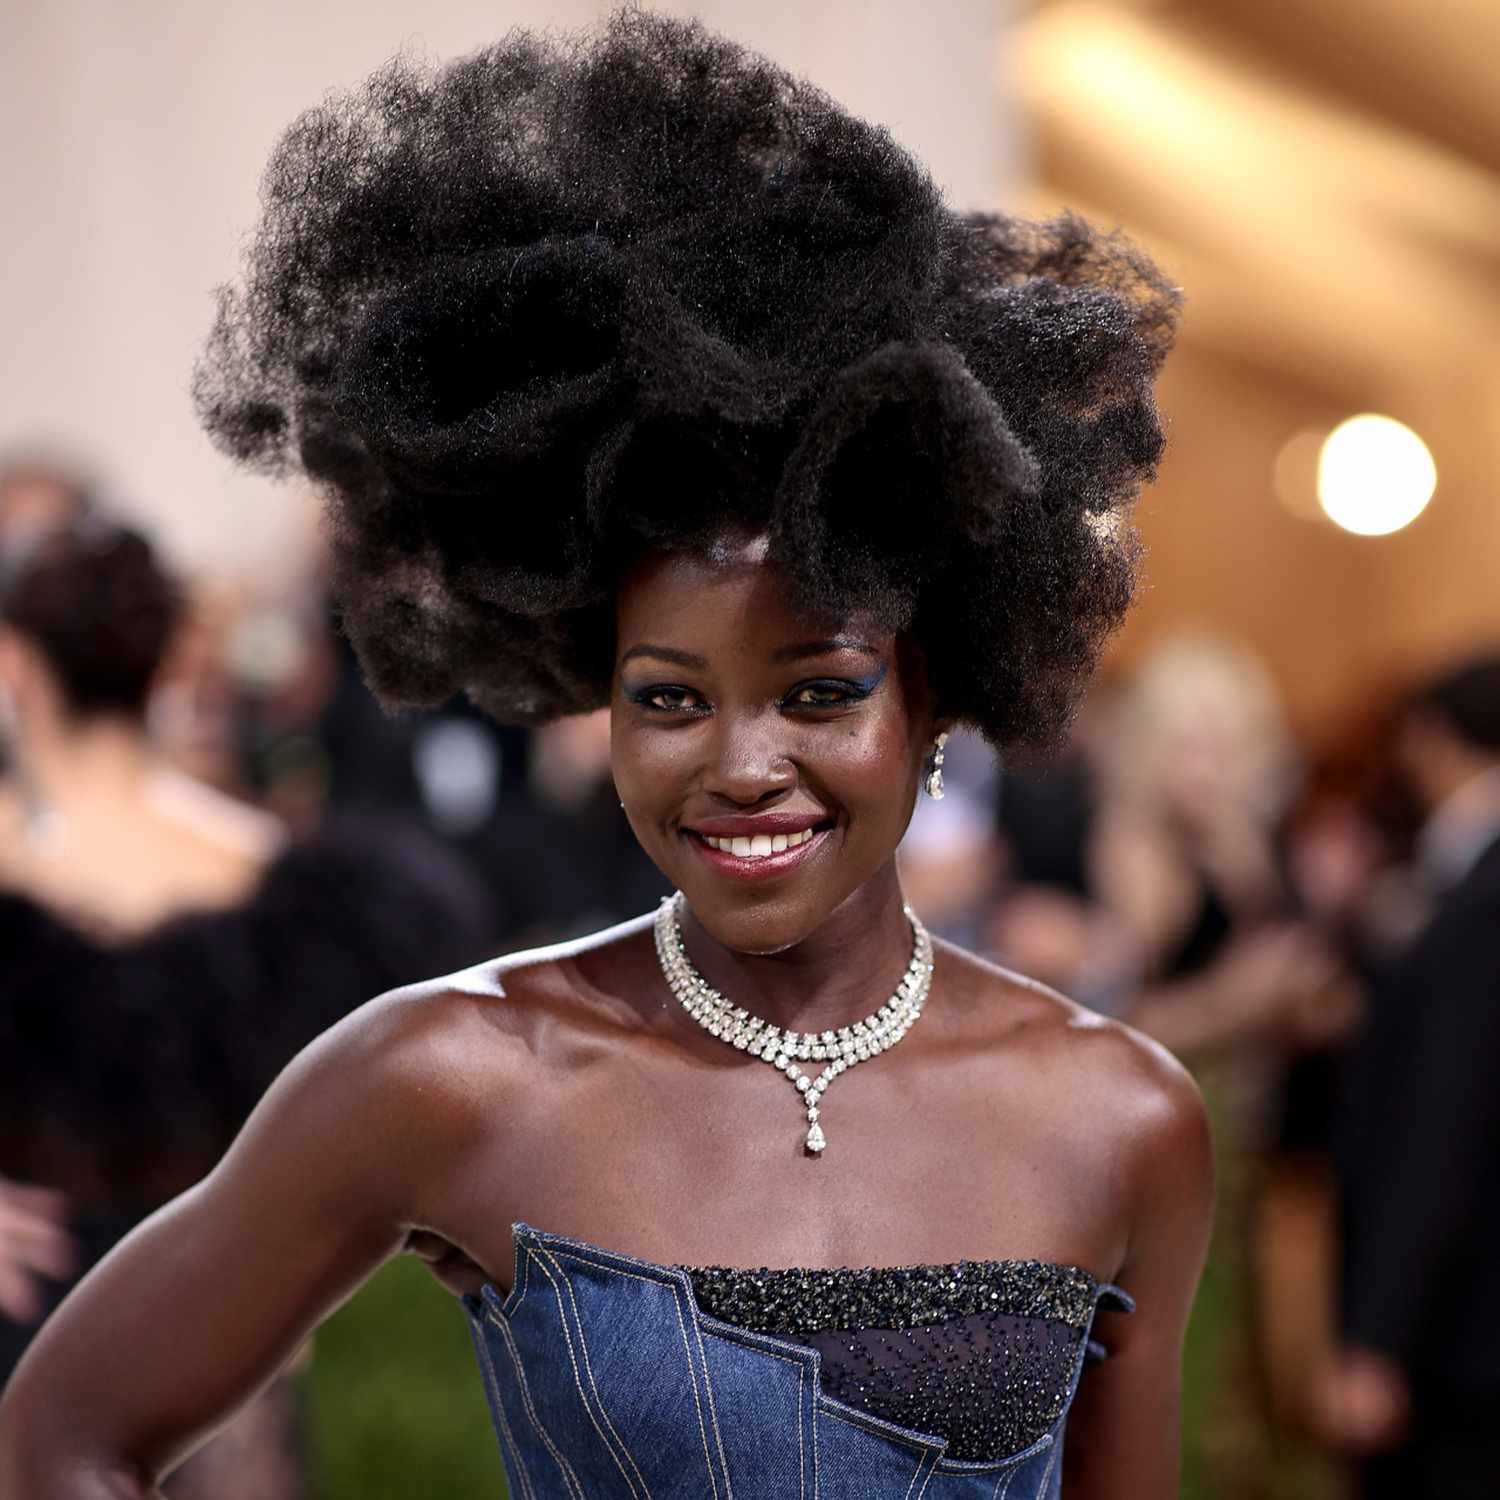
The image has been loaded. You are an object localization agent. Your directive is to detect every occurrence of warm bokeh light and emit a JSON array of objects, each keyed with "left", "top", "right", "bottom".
[
  {"left": 1272, "top": 429, "right": 1327, "bottom": 521},
  {"left": 1317, "top": 414, "right": 1436, "bottom": 536}
]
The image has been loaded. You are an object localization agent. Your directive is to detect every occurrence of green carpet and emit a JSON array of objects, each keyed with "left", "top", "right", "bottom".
[{"left": 307, "top": 1257, "right": 505, "bottom": 1498}]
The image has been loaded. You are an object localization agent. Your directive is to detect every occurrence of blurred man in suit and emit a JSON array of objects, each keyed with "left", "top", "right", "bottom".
[{"left": 1320, "top": 654, "right": 1500, "bottom": 1499}]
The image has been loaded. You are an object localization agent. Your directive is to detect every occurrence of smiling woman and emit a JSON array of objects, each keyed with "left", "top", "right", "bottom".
[
  {"left": 612, "top": 546, "right": 933, "bottom": 956},
  {"left": 0, "top": 11, "right": 1210, "bottom": 1500}
]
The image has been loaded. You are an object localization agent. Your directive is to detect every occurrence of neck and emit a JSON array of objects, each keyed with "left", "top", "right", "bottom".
[
  {"left": 676, "top": 863, "right": 919, "bottom": 1035},
  {"left": 9, "top": 711, "right": 159, "bottom": 814}
]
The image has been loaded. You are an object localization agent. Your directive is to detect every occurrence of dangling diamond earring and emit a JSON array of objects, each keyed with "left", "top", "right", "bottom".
[{"left": 924, "top": 731, "right": 948, "bottom": 800}]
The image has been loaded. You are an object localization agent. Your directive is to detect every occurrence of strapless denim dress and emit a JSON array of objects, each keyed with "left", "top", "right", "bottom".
[{"left": 464, "top": 1223, "right": 1131, "bottom": 1499}]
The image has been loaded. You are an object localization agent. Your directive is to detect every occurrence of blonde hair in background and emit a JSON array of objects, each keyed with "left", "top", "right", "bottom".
[{"left": 1103, "top": 630, "right": 1296, "bottom": 825}]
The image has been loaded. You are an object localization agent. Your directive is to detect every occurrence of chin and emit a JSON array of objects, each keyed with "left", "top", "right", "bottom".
[{"left": 678, "top": 881, "right": 831, "bottom": 957}]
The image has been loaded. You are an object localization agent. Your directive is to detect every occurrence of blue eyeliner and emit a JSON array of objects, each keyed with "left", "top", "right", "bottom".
[{"left": 846, "top": 662, "right": 888, "bottom": 696}]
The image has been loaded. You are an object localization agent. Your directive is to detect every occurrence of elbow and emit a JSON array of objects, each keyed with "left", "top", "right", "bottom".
[{"left": 0, "top": 1391, "right": 151, "bottom": 1500}]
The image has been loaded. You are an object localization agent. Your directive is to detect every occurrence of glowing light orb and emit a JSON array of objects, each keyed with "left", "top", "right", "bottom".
[{"left": 1317, "top": 415, "right": 1436, "bottom": 536}]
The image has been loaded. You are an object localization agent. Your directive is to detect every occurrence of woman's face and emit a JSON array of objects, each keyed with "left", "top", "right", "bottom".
[{"left": 611, "top": 541, "right": 936, "bottom": 955}]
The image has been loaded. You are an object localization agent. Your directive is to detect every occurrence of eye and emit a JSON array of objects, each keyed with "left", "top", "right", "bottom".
[
  {"left": 628, "top": 684, "right": 707, "bottom": 713},
  {"left": 784, "top": 680, "right": 863, "bottom": 709}
]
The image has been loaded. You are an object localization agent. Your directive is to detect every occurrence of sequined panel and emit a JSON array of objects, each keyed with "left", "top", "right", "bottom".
[
  {"left": 683, "top": 1260, "right": 1103, "bottom": 1463},
  {"left": 685, "top": 1258, "right": 1100, "bottom": 1333},
  {"left": 797, "top": 1310, "right": 1082, "bottom": 1460}
]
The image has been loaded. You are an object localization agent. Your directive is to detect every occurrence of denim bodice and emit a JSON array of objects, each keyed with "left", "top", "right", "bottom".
[{"left": 464, "top": 1223, "right": 1131, "bottom": 1499}]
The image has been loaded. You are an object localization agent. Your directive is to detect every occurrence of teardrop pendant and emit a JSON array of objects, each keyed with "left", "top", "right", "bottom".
[{"left": 653, "top": 891, "right": 934, "bottom": 1159}]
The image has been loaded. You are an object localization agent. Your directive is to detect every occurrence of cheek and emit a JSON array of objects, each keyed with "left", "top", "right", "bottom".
[
  {"left": 813, "top": 712, "right": 921, "bottom": 818},
  {"left": 609, "top": 707, "right": 691, "bottom": 812},
  {"left": 608, "top": 706, "right": 646, "bottom": 804}
]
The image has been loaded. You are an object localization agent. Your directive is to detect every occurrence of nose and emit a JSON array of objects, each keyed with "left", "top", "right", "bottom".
[{"left": 699, "top": 710, "right": 797, "bottom": 806}]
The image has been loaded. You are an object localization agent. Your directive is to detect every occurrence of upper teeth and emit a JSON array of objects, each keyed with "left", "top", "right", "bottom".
[{"left": 703, "top": 828, "right": 816, "bottom": 858}]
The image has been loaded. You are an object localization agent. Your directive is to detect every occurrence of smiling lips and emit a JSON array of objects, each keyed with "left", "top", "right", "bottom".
[
  {"left": 699, "top": 827, "right": 816, "bottom": 859},
  {"left": 685, "top": 820, "right": 828, "bottom": 880}
]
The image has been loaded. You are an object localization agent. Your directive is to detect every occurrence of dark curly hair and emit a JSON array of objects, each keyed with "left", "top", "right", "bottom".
[
  {"left": 0, "top": 518, "right": 181, "bottom": 719},
  {"left": 195, "top": 9, "right": 1179, "bottom": 747}
]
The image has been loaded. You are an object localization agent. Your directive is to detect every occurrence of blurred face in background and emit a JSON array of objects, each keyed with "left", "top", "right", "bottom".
[
  {"left": 1159, "top": 710, "right": 1257, "bottom": 827},
  {"left": 0, "top": 469, "right": 88, "bottom": 551},
  {"left": 1109, "top": 635, "right": 1291, "bottom": 834}
]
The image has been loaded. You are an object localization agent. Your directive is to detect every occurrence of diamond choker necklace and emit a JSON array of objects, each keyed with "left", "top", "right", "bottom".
[{"left": 653, "top": 892, "right": 935, "bottom": 1154}]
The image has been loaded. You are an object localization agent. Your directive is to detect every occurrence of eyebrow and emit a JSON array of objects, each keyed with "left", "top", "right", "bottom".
[
  {"left": 618, "top": 644, "right": 708, "bottom": 669},
  {"left": 619, "top": 637, "right": 879, "bottom": 671},
  {"left": 770, "top": 637, "right": 879, "bottom": 664}
]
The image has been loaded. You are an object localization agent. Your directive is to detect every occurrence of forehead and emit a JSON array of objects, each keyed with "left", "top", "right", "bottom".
[{"left": 615, "top": 545, "right": 861, "bottom": 656}]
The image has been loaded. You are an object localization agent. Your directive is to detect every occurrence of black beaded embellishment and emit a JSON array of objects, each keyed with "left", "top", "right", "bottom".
[
  {"left": 685, "top": 1258, "right": 1100, "bottom": 1333},
  {"left": 683, "top": 1259, "right": 1111, "bottom": 1462}
]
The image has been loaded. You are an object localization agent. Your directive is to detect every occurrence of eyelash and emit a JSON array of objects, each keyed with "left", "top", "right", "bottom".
[{"left": 628, "top": 679, "right": 873, "bottom": 715}]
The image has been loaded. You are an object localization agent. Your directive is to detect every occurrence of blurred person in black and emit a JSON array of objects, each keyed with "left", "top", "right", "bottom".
[
  {"left": 226, "top": 516, "right": 521, "bottom": 832},
  {"left": 1091, "top": 635, "right": 1353, "bottom": 1060},
  {"left": 240, "top": 571, "right": 663, "bottom": 943},
  {"left": 225, "top": 511, "right": 664, "bottom": 941},
  {"left": 471, "top": 708, "right": 668, "bottom": 945},
  {"left": 1297, "top": 653, "right": 1500, "bottom": 1499},
  {"left": 0, "top": 459, "right": 94, "bottom": 1367},
  {"left": 0, "top": 511, "right": 490, "bottom": 1495},
  {"left": 992, "top": 636, "right": 1354, "bottom": 1059},
  {"left": 993, "top": 639, "right": 1361, "bottom": 1496}
]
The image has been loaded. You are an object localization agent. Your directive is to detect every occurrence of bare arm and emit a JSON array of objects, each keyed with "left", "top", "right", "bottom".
[
  {"left": 0, "top": 988, "right": 467, "bottom": 1497},
  {"left": 1126, "top": 923, "right": 1358, "bottom": 1060},
  {"left": 1062, "top": 1037, "right": 1216, "bottom": 1499}
]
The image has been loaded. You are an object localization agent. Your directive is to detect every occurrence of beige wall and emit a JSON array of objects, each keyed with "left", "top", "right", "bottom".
[{"left": 0, "top": 1, "right": 1010, "bottom": 577}]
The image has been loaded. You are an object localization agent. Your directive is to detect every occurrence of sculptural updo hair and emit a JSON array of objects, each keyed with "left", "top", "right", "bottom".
[{"left": 195, "top": 9, "right": 1179, "bottom": 748}]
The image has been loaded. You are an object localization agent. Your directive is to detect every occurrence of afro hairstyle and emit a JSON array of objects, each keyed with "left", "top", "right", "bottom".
[{"left": 195, "top": 9, "right": 1180, "bottom": 748}]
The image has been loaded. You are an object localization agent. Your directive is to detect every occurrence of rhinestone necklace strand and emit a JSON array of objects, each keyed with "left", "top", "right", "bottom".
[{"left": 653, "top": 891, "right": 935, "bottom": 1155}]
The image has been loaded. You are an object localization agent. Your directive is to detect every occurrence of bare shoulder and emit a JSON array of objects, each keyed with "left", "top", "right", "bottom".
[
  {"left": 280, "top": 912, "right": 659, "bottom": 1138},
  {"left": 487, "top": 909, "right": 659, "bottom": 1030},
  {"left": 941, "top": 939, "right": 1210, "bottom": 1154},
  {"left": 146, "top": 766, "right": 286, "bottom": 861}
]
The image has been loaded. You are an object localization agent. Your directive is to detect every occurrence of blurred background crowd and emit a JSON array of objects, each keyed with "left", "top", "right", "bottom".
[{"left": 2, "top": 2, "right": 1497, "bottom": 1498}]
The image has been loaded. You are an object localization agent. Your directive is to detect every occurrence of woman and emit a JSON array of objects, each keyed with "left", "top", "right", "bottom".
[
  {"left": 1093, "top": 635, "right": 1349, "bottom": 1059},
  {"left": 0, "top": 516, "right": 490, "bottom": 1496},
  {"left": 0, "top": 13, "right": 1211, "bottom": 1497}
]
